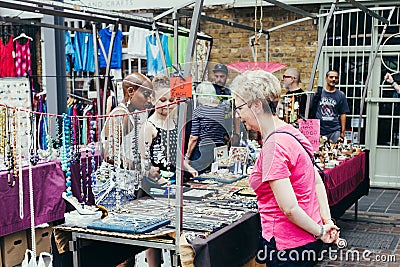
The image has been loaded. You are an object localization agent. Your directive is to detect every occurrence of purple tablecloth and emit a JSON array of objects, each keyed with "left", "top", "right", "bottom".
[
  {"left": 0, "top": 161, "right": 66, "bottom": 236},
  {"left": 324, "top": 152, "right": 366, "bottom": 206}
]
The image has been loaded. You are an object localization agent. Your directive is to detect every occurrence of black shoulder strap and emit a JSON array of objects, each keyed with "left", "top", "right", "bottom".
[
  {"left": 309, "top": 86, "right": 323, "bottom": 119},
  {"left": 265, "top": 130, "right": 328, "bottom": 181}
]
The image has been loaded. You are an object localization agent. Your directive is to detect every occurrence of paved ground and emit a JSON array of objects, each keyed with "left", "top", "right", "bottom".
[{"left": 316, "top": 188, "right": 400, "bottom": 267}]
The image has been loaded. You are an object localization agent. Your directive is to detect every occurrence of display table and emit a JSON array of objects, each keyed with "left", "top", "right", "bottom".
[
  {"left": 323, "top": 151, "right": 369, "bottom": 218},
  {"left": 53, "top": 199, "right": 259, "bottom": 267},
  {"left": 190, "top": 211, "right": 260, "bottom": 267},
  {"left": 0, "top": 161, "right": 66, "bottom": 236}
]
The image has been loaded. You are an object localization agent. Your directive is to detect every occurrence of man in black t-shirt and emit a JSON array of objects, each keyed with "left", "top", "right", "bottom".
[
  {"left": 313, "top": 70, "right": 350, "bottom": 143},
  {"left": 281, "top": 67, "right": 307, "bottom": 120}
]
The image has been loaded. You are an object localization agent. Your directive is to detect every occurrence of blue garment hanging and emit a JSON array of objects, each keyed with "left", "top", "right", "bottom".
[
  {"left": 98, "top": 28, "right": 124, "bottom": 69},
  {"left": 146, "top": 33, "right": 171, "bottom": 76},
  {"left": 65, "top": 31, "right": 75, "bottom": 73},
  {"left": 73, "top": 32, "right": 95, "bottom": 72}
]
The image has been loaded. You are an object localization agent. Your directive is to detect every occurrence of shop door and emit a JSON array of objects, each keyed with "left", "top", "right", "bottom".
[{"left": 318, "top": 5, "right": 400, "bottom": 188}]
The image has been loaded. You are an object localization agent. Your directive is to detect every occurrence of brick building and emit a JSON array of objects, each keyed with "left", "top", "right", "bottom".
[{"left": 199, "top": 4, "right": 320, "bottom": 89}]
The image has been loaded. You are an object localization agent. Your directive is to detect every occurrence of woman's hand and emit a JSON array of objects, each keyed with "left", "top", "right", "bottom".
[{"left": 320, "top": 223, "right": 340, "bottom": 244}]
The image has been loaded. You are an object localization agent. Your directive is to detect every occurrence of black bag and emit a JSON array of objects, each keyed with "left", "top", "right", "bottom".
[{"left": 308, "top": 86, "right": 323, "bottom": 119}]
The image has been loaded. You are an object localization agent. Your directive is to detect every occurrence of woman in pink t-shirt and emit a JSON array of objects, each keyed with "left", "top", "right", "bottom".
[{"left": 230, "top": 70, "right": 339, "bottom": 267}]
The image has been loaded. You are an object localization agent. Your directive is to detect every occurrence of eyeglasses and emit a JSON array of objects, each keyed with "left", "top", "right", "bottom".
[
  {"left": 282, "top": 75, "right": 295, "bottom": 79},
  {"left": 234, "top": 102, "right": 247, "bottom": 113}
]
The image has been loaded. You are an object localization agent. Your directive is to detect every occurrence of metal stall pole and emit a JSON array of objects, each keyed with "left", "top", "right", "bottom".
[
  {"left": 305, "top": 0, "right": 339, "bottom": 119},
  {"left": 173, "top": 11, "right": 179, "bottom": 69},
  {"left": 102, "top": 23, "right": 117, "bottom": 116},
  {"left": 92, "top": 23, "right": 102, "bottom": 129},
  {"left": 173, "top": 100, "right": 187, "bottom": 266},
  {"left": 172, "top": 0, "right": 204, "bottom": 264},
  {"left": 265, "top": 33, "right": 270, "bottom": 62},
  {"left": 153, "top": 22, "right": 169, "bottom": 76}
]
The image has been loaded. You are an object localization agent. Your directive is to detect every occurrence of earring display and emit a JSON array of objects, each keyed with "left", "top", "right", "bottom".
[{"left": 0, "top": 78, "right": 32, "bottom": 159}]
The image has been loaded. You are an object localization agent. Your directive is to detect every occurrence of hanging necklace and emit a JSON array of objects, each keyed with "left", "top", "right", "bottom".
[
  {"left": 7, "top": 108, "right": 15, "bottom": 187},
  {"left": 114, "top": 118, "right": 121, "bottom": 210},
  {"left": 61, "top": 114, "right": 72, "bottom": 197},
  {"left": 132, "top": 114, "right": 141, "bottom": 190},
  {"left": 12, "top": 109, "right": 18, "bottom": 185},
  {"left": 18, "top": 110, "right": 24, "bottom": 219},
  {"left": 0, "top": 106, "right": 5, "bottom": 157},
  {"left": 166, "top": 107, "right": 171, "bottom": 172},
  {"left": 30, "top": 114, "right": 39, "bottom": 166},
  {"left": 89, "top": 120, "right": 96, "bottom": 186}
]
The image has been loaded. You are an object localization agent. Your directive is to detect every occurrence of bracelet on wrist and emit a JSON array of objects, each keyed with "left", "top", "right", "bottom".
[
  {"left": 314, "top": 225, "right": 324, "bottom": 240},
  {"left": 391, "top": 81, "right": 397, "bottom": 86}
]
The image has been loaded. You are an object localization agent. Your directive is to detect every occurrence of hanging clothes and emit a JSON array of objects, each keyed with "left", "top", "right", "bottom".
[
  {"left": 146, "top": 33, "right": 171, "bottom": 76},
  {"left": 192, "top": 39, "right": 209, "bottom": 81},
  {"left": 65, "top": 31, "right": 75, "bottom": 73},
  {"left": 127, "top": 26, "right": 149, "bottom": 58},
  {"left": 0, "top": 36, "right": 16, "bottom": 77},
  {"left": 98, "top": 28, "right": 124, "bottom": 69},
  {"left": 73, "top": 32, "right": 96, "bottom": 72},
  {"left": 166, "top": 34, "right": 188, "bottom": 66},
  {"left": 15, "top": 39, "right": 32, "bottom": 77}
]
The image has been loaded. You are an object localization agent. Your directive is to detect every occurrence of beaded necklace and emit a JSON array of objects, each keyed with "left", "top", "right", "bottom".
[
  {"left": 0, "top": 106, "right": 5, "bottom": 156},
  {"left": 89, "top": 120, "right": 96, "bottom": 186},
  {"left": 7, "top": 108, "right": 15, "bottom": 187},
  {"left": 61, "top": 114, "right": 72, "bottom": 197},
  {"left": 12, "top": 109, "right": 18, "bottom": 183},
  {"left": 18, "top": 111, "right": 24, "bottom": 219},
  {"left": 29, "top": 114, "right": 39, "bottom": 166},
  {"left": 85, "top": 148, "right": 89, "bottom": 203},
  {"left": 114, "top": 118, "right": 121, "bottom": 210}
]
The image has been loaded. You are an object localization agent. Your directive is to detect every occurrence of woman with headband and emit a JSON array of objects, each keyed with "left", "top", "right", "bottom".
[{"left": 101, "top": 72, "right": 154, "bottom": 167}]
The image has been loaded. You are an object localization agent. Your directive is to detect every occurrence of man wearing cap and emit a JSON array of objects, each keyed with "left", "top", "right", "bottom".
[{"left": 213, "top": 63, "right": 230, "bottom": 95}]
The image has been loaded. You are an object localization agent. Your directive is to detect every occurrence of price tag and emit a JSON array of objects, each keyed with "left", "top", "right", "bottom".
[
  {"left": 170, "top": 77, "right": 192, "bottom": 98},
  {"left": 299, "top": 119, "right": 320, "bottom": 151}
]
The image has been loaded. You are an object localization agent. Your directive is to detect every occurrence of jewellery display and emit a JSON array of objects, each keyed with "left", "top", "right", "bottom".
[
  {"left": 29, "top": 114, "right": 39, "bottom": 166},
  {"left": 89, "top": 120, "right": 96, "bottom": 185},
  {"left": 6, "top": 108, "right": 15, "bottom": 187},
  {"left": 61, "top": 113, "right": 72, "bottom": 197},
  {"left": 133, "top": 114, "right": 141, "bottom": 190},
  {"left": 18, "top": 110, "right": 24, "bottom": 219},
  {"left": 0, "top": 78, "right": 32, "bottom": 158},
  {"left": 87, "top": 213, "right": 171, "bottom": 234}
]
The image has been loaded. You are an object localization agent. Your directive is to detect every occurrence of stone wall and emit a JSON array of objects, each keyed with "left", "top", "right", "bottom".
[{"left": 200, "top": 4, "right": 321, "bottom": 89}]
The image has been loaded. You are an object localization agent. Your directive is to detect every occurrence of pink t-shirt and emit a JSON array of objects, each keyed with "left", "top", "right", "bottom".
[{"left": 249, "top": 124, "right": 322, "bottom": 250}]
